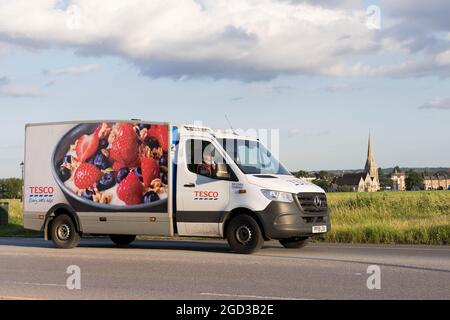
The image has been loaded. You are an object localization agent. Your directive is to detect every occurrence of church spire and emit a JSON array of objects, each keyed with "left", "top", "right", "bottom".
[
  {"left": 364, "top": 133, "right": 378, "bottom": 179},
  {"left": 367, "top": 133, "right": 374, "bottom": 163}
]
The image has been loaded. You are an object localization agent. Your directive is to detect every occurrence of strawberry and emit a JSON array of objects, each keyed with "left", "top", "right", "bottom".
[
  {"left": 76, "top": 133, "right": 99, "bottom": 163},
  {"left": 128, "top": 157, "right": 141, "bottom": 169},
  {"left": 94, "top": 123, "right": 111, "bottom": 139},
  {"left": 117, "top": 172, "right": 143, "bottom": 205},
  {"left": 141, "top": 157, "right": 160, "bottom": 187},
  {"left": 111, "top": 123, "right": 139, "bottom": 165},
  {"left": 73, "top": 163, "right": 102, "bottom": 189},
  {"left": 109, "top": 147, "right": 122, "bottom": 164},
  {"left": 112, "top": 161, "right": 127, "bottom": 172},
  {"left": 147, "top": 125, "right": 168, "bottom": 152}
]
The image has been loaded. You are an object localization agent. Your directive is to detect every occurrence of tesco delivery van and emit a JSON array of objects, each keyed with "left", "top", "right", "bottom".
[{"left": 23, "top": 120, "right": 330, "bottom": 254}]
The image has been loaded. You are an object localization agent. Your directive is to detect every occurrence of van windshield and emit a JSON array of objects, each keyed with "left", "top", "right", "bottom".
[{"left": 219, "top": 139, "right": 290, "bottom": 175}]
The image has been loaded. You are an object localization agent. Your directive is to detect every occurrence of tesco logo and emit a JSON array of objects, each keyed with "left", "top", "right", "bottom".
[
  {"left": 29, "top": 186, "right": 54, "bottom": 194},
  {"left": 194, "top": 191, "right": 219, "bottom": 198}
]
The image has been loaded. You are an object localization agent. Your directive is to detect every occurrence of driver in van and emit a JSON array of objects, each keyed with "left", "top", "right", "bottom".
[{"left": 196, "top": 149, "right": 217, "bottom": 178}]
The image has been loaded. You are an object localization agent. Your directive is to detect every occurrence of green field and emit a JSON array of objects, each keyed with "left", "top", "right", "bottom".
[
  {"left": 0, "top": 191, "right": 449, "bottom": 244},
  {"left": 322, "top": 191, "right": 450, "bottom": 245},
  {"left": 0, "top": 199, "right": 41, "bottom": 237}
]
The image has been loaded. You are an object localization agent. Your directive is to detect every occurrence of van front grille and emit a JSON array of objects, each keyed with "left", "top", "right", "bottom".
[{"left": 297, "top": 193, "right": 328, "bottom": 213}]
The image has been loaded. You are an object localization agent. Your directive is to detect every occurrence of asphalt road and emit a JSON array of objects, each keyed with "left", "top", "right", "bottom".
[{"left": 0, "top": 237, "right": 449, "bottom": 300}]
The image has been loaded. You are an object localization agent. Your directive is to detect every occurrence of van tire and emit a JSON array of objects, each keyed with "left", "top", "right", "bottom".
[
  {"left": 110, "top": 235, "right": 136, "bottom": 246},
  {"left": 50, "top": 214, "right": 81, "bottom": 249},
  {"left": 279, "top": 237, "right": 309, "bottom": 249},
  {"left": 226, "top": 215, "right": 264, "bottom": 254}
]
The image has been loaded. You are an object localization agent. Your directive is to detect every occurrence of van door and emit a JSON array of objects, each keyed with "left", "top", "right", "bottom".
[{"left": 176, "top": 137, "right": 232, "bottom": 237}]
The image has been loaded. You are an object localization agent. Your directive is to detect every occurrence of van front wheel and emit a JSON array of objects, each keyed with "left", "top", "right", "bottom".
[
  {"left": 50, "top": 214, "right": 81, "bottom": 249},
  {"left": 226, "top": 215, "right": 264, "bottom": 254},
  {"left": 279, "top": 237, "right": 309, "bottom": 249}
]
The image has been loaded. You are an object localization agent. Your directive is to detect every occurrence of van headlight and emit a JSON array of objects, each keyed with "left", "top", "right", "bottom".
[{"left": 261, "top": 189, "right": 294, "bottom": 203}]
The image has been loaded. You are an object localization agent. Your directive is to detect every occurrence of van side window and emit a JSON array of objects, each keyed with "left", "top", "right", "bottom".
[{"left": 186, "top": 139, "right": 236, "bottom": 181}]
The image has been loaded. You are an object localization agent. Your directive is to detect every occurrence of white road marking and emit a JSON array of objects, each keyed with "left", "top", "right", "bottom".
[
  {"left": 200, "top": 292, "right": 312, "bottom": 300},
  {"left": 0, "top": 296, "right": 45, "bottom": 300},
  {"left": 3, "top": 281, "right": 66, "bottom": 288}
]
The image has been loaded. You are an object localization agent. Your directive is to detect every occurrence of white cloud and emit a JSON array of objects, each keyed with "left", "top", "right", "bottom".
[
  {"left": 43, "top": 64, "right": 100, "bottom": 76},
  {"left": 326, "top": 83, "right": 353, "bottom": 92},
  {"left": 435, "top": 50, "right": 450, "bottom": 66},
  {"left": 0, "top": 0, "right": 448, "bottom": 81},
  {"left": 252, "top": 84, "right": 292, "bottom": 93},
  {"left": 0, "top": 76, "right": 43, "bottom": 98},
  {"left": 419, "top": 97, "right": 450, "bottom": 110},
  {"left": 0, "top": 85, "right": 43, "bottom": 98}
]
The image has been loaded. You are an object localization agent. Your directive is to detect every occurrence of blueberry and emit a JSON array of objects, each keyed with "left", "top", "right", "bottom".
[
  {"left": 81, "top": 189, "right": 94, "bottom": 201},
  {"left": 99, "top": 139, "right": 109, "bottom": 149},
  {"left": 147, "top": 138, "right": 160, "bottom": 150},
  {"left": 143, "top": 191, "right": 160, "bottom": 204},
  {"left": 116, "top": 168, "right": 130, "bottom": 183},
  {"left": 97, "top": 173, "right": 116, "bottom": 191},
  {"left": 63, "top": 155, "right": 72, "bottom": 164},
  {"left": 131, "top": 167, "right": 143, "bottom": 182},
  {"left": 159, "top": 154, "right": 168, "bottom": 167},
  {"left": 93, "top": 153, "right": 110, "bottom": 170},
  {"left": 58, "top": 166, "right": 71, "bottom": 182},
  {"left": 139, "top": 124, "right": 151, "bottom": 130}
]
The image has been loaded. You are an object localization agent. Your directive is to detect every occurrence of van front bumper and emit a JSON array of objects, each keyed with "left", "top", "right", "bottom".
[{"left": 255, "top": 200, "right": 330, "bottom": 240}]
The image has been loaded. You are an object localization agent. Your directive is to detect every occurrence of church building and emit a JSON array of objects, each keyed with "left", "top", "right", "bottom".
[{"left": 332, "top": 136, "right": 381, "bottom": 192}]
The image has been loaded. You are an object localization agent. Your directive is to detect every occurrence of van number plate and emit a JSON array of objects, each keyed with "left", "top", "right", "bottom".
[{"left": 312, "top": 225, "right": 327, "bottom": 234}]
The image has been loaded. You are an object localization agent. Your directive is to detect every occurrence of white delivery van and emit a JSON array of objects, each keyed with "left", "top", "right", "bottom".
[{"left": 23, "top": 120, "right": 330, "bottom": 254}]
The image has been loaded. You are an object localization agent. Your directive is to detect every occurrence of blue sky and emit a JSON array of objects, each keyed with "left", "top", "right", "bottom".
[{"left": 0, "top": 0, "right": 449, "bottom": 178}]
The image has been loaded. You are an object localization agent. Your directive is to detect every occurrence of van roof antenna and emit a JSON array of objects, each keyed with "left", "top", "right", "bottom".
[{"left": 225, "top": 114, "right": 237, "bottom": 135}]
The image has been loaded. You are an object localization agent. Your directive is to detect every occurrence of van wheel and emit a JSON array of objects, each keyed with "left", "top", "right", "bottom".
[
  {"left": 226, "top": 215, "right": 264, "bottom": 254},
  {"left": 279, "top": 237, "right": 309, "bottom": 249},
  {"left": 50, "top": 214, "right": 80, "bottom": 249},
  {"left": 110, "top": 235, "right": 136, "bottom": 246}
]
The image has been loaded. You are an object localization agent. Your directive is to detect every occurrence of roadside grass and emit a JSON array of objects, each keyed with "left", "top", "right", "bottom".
[
  {"left": 0, "top": 199, "right": 41, "bottom": 237},
  {"left": 1, "top": 191, "right": 449, "bottom": 244},
  {"left": 321, "top": 191, "right": 450, "bottom": 245}
]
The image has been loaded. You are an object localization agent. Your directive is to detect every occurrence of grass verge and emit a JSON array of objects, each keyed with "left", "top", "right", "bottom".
[
  {"left": 0, "top": 199, "right": 41, "bottom": 237},
  {"left": 1, "top": 191, "right": 449, "bottom": 244},
  {"left": 320, "top": 191, "right": 449, "bottom": 245}
]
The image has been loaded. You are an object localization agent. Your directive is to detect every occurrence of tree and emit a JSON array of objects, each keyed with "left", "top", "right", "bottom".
[
  {"left": 435, "top": 170, "right": 449, "bottom": 177},
  {"left": 405, "top": 171, "right": 423, "bottom": 191},
  {"left": 378, "top": 168, "right": 393, "bottom": 190},
  {"left": 315, "top": 171, "right": 330, "bottom": 180},
  {"left": 0, "top": 178, "right": 23, "bottom": 199},
  {"left": 313, "top": 179, "right": 330, "bottom": 191},
  {"left": 293, "top": 170, "right": 310, "bottom": 178}
]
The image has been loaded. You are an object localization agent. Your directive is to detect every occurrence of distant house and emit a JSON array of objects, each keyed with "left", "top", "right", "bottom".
[
  {"left": 424, "top": 175, "right": 450, "bottom": 190},
  {"left": 390, "top": 169, "right": 406, "bottom": 191},
  {"left": 331, "top": 135, "right": 380, "bottom": 192}
]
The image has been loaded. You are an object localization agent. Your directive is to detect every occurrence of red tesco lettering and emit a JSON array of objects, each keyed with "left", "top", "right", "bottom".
[
  {"left": 194, "top": 191, "right": 219, "bottom": 198},
  {"left": 29, "top": 186, "right": 54, "bottom": 194}
]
